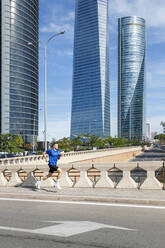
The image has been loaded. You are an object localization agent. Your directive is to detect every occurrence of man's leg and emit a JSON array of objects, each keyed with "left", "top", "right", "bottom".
[
  {"left": 43, "top": 172, "right": 53, "bottom": 181},
  {"left": 55, "top": 168, "right": 62, "bottom": 189},
  {"left": 57, "top": 168, "right": 62, "bottom": 179},
  {"left": 36, "top": 172, "right": 53, "bottom": 189}
]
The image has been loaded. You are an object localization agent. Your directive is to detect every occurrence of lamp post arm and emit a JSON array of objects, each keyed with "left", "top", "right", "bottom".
[{"left": 46, "top": 31, "right": 65, "bottom": 46}]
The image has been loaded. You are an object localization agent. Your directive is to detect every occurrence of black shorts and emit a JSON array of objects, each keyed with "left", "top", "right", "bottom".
[{"left": 49, "top": 165, "right": 59, "bottom": 173}]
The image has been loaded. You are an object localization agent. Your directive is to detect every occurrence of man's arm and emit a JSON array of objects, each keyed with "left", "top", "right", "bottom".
[
  {"left": 43, "top": 151, "right": 49, "bottom": 163},
  {"left": 58, "top": 151, "right": 64, "bottom": 160}
]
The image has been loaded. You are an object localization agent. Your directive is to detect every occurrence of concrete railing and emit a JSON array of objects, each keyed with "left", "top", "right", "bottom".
[
  {"left": 0, "top": 146, "right": 142, "bottom": 166},
  {"left": 0, "top": 161, "right": 164, "bottom": 190}
]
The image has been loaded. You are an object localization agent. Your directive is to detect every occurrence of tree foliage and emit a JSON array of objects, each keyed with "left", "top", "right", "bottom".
[
  {"left": 154, "top": 134, "right": 165, "bottom": 140},
  {"left": 0, "top": 134, "right": 23, "bottom": 153},
  {"left": 154, "top": 133, "right": 165, "bottom": 145},
  {"left": 57, "top": 137, "right": 72, "bottom": 152},
  {"left": 50, "top": 134, "right": 145, "bottom": 152},
  {"left": 70, "top": 135, "right": 82, "bottom": 150}
]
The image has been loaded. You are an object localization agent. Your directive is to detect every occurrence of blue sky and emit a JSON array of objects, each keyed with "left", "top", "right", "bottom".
[{"left": 38, "top": 0, "right": 165, "bottom": 141}]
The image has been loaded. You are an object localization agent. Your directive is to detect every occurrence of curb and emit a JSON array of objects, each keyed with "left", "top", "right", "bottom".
[{"left": 0, "top": 193, "right": 165, "bottom": 206}]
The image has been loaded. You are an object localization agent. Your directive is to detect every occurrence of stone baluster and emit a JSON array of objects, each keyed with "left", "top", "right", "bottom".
[
  {"left": 36, "top": 156, "right": 42, "bottom": 165},
  {"left": 35, "top": 156, "right": 40, "bottom": 164},
  {"left": 11, "top": 159, "right": 16, "bottom": 166},
  {"left": 59, "top": 165, "right": 73, "bottom": 187},
  {"left": 0, "top": 165, "right": 8, "bottom": 186},
  {"left": 21, "top": 165, "right": 37, "bottom": 188},
  {"left": 28, "top": 157, "right": 34, "bottom": 165},
  {"left": 74, "top": 165, "right": 93, "bottom": 188},
  {"left": 24, "top": 157, "right": 30, "bottom": 165},
  {"left": 26, "top": 157, "right": 33, "bottom": 166},
  {"left": 116, "top": 162, "right": 137, "bottom": 189},
  {"left": 22, "top": 172, "right": 37, "bottom": 188},
  {"left": 7, "top": 165, "right": 22, "bottom": 186},
  {"left": 14, "top": 158, "right": 21, "bottom": 166},
  {"left": 38, "top": 156, "right": 45, "bottom": 165},
  {"left": 140, "top": 162, "right": 162, "bottom": 190},
  {"left": 95, "top": 163, "right": 114, "bottom": 188},
  {"left": 67, "top": 154, "right": 75, "bottom": 164},
  {"left": 3, "top": 159, "right": 9, "bottom": 167},
  {"left": 40, "top": 172, "right": 55, "bottom": 187},
  {"left": 31, "top": 157, "right": 36, "bottom": 166},
  {"left": 64, "top": 153, "right": 73, "bottom": 164},
  {"left": 19, "top": 158, "right": 26, "bottom": 169},
  {"left": 36, "top": 164, "right": 55, "bottom": 188}
]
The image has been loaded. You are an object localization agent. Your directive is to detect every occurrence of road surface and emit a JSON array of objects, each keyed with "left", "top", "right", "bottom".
[
  {"left": 0, "top": 198, "right": 165, "bottom": 248},
  {"left": 131, "top": 147, "right": 165, "bottom": 161}
]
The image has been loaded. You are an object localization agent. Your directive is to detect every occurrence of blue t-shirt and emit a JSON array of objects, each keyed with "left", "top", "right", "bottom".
[{"left": 46, "top": 149, "right": 61, "bottom": 166}]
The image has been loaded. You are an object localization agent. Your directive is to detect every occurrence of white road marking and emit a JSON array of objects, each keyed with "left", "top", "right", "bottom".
[
  {"left": 0, "top": 197, "right": 165, "bottom": 210},
  {"left": 0, "top": 221, "right": 136, "bottom": 237}
]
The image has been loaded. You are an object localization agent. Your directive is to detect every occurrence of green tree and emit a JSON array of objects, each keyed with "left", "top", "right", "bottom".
[
  {"left": 106, "top": 136, "right": 113, "bottom": 147},
  {"left": 155, "top": 134, "right": 165, "bottom": 140},
  {"left": 82, "top": 135, "right": 100, "bottom": 149},
  {"left": 154, "top": 134, "right": 165, "bottom": 145},
  {"left": 70, "top": 135, "right": 82, "bottom": 151},
  {"left": 0, "top": 134, "right": 23, "bottom": 153},
  {"left": 89, "top": 135, "right": 100, "bottom": 148},
  {"left": 55, "top": 137, "right": 72, "bottom": 152},
  {"left": 108, "top": 137, "right": 126, "bottom": 148},
  {"left": 94, "top": 138, "right": 107, "bottom": 149},
  {"left": 144, "top": 141, "right": 151, "bottom": 147},
  {"left": 130, "top": 138, "right": 141, "bottom": 146}
]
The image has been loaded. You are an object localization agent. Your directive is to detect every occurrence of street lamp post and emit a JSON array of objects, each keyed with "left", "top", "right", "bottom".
[{"left": 28, "top": 31, "right": 65, "bottom": 151}]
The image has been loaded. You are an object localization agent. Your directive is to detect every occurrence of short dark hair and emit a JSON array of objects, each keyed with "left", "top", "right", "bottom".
[{"left": 52, "top": 143, "right": 58, "bottom": 147}]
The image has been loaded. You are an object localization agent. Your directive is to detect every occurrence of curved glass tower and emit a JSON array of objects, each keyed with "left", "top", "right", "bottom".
[
  {"left": 118, "top": 16, "right": 146, "bottom": 140},
  {"left": 71, "top": 0, "right": 110, "bottom": 138},
  {"left": 1, "top": 0, "right": 39, "bottom": 143}
]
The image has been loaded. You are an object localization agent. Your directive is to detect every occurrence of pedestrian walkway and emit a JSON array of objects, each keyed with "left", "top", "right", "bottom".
[{"left": 0, "top": 186, "right": 164, "bottom": 206}]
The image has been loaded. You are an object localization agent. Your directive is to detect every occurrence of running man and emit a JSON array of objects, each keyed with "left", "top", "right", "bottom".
[{"left": 36, "top": 143, "right": 63, "bottom": 190}]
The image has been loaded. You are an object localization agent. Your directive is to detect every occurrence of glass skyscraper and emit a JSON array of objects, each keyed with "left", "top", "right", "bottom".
[
  {"left": 0, "top": 0, "right": 39, "bottom": 143},
  {"left": 118, "top": 16, "right": 146, "bottom": 140},
  {"left": 71, "top": 0, "right": 110, "bottom": 138}
]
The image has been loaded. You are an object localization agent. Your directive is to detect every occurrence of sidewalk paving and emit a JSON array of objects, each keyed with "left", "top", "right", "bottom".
[{"left": 0, "top": 187, "right": 165, "bottom": 206}]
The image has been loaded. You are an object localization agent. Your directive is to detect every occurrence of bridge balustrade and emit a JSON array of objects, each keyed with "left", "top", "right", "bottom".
[
  {"left": 0, "top": 161, "right": 164, "bottom": 190},
  {"left": 0, "top": 146, "right": 142, "bottom": 166}
]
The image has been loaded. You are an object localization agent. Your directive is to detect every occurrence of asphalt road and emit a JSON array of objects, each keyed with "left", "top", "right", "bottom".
[
  {"left": 0, "top": 198, "right": 165, "bottom": 248},
  {"left": 131, "top": 147, "right": 165, "bottom": 161}
]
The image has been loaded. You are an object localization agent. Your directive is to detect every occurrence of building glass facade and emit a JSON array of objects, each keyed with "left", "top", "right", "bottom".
[
  {"left": 0, "top": 2, "right": 1, "bottom": 134},
  {"left": 1, "top": 0, "right": 39, "bottom": 143},
  {"left": 118, "top": 16, "right": 146, "bottom": 140},
  {"left": 71, "top": 0, "right": 110, "bottom": 138}
]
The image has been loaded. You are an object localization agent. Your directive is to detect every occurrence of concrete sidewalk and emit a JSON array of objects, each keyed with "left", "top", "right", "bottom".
[{"left": 0, "top": 187, "right": 165, "bottom": 206}]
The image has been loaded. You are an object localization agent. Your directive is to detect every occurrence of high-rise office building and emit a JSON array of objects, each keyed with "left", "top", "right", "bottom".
[
  {"left": 0, "top": 0, "right": 39, "bottom": 143},
  {"left": 71, "top": 0, "right": 110, "bottom": 137},
  {"left": 118, "top": 16, "right": 146, "bottom": 140}
]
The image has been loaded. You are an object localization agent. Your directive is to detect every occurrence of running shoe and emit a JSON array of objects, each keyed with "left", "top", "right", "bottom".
[
  {"left": 55, "top": 181, "right": 62, "bottom": 190},
  {"left": 36, "top": 181, "right": 41, "bottom": 189}
]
